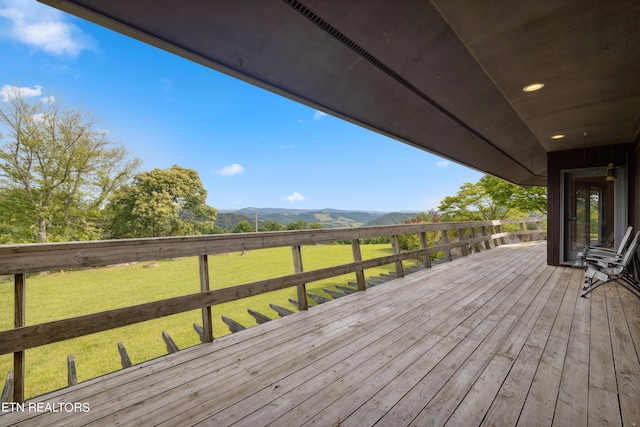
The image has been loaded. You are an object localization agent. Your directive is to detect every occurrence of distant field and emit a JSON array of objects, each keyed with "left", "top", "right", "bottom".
[
  {"left": 0, "top": 243, "right": 417, "bottom": 399},
  {"left": 312, "top": 213, "right": 332, "bottom": 222}
]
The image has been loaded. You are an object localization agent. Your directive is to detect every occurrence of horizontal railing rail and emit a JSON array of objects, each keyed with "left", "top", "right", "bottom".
[
  {"left": 0, "top": 218, "right": 539, "bottom": 275},
  {"left": 0, "top": 217, "right": 542, "bottom": 402}
]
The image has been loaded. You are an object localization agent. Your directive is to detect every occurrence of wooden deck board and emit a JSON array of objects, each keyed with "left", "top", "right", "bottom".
[
  {"left": 606, "top": 285, "right": 640, "bottom": 426},
  {"left": 517, "top": 268, "right": 580, "bottom": 427},
  {"left": 2, "top": 241, "right": 639, "bottom": 427},
  {"left": 553, "top": 270, "right": 590, "bottom": 427}
]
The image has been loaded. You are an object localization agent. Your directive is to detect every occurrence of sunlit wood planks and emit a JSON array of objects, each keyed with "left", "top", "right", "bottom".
[{"left": 1, "top": 241, "right": 638, "bottom": 426}]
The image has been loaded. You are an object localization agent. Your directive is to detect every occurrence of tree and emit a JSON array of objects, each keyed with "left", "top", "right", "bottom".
[
  {"left": 0, "top": 187, "right": 35, "bottom": 243},
  {"left": 397, "top": 210, "right": 440, "bottom": 251},
  {"left": 512, "top": 185, "right": 547, "bottom": 215},
  {"left": 402, "top": 211, "right": 438, "bottom": 225},
  {"left": 260, "top": 220, "right": 284, "bottom": 232},
  {"left": 216, "top": 213, "right": 254, "bottom": 232},
  {"left": 0, "top": 90, "right": 140, "bottom": 242},
  {"left": 438, "top": 175, "right": 547, "bottom": 221},
  {"left": 232, "top": 220, "right": 254, "bottom": 233},
  {"left": 105, "top": 165, "right": 217, "bottom": 238},
  {"left": 286, "top": 219, "right": 308, "bottom": 230}
]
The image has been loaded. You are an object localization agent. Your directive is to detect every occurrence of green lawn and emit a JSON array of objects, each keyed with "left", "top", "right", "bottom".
[{"left": 0, "top": 243, "right": 417, "bottom": 399}]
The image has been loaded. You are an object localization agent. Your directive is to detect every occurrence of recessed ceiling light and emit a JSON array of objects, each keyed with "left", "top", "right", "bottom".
[
  {"left": 523, "top": 82, "right": 545, "bottom": 92},
  {"left": 551, "top": 134, "right": 565, "bottom": 139}
]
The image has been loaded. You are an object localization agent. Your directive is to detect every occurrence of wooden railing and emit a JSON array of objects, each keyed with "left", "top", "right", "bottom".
[{"left": 0, "top": 218, "right": 542, "bottom": 402}]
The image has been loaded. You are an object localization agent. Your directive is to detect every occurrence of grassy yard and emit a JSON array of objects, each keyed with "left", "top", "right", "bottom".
[{"left": 0, "top": 243, "right": 417, "bottom": 399}]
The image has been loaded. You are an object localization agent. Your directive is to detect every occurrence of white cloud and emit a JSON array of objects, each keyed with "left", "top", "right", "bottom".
[
  {"left": 436, "top": 160, "right": 450, "bottom": 168},
  {"left": 40, "top": 95, "right": 56, "bottom": 104},
  {"left": 313, "top": 110, "right": 328, "bottom": 121},
  {"left": 0, "top": 0, "right": 97, "bottom": 59},
  {"left": 284, "top": 192, "right": 305, "bottom": 203},
  {"left": 216, "top": 163, "right": 244, "bottom": 176},
  {"left": 0, "top": 84, "right": 41, "bottom": 101},
  {"left": 31, "top": 112, "right": 49, "bottom": 124}
]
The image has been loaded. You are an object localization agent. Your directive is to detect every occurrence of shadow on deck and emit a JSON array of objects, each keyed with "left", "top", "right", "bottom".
[{"left": 1, "top": 240, "right": 639, "bottom": 426}]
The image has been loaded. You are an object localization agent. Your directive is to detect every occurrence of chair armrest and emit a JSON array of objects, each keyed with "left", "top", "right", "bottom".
[
  {"left": 584, "top": 244, "right": 616, "bottom": 251},
  {"left": 595, "top": 258, "right": 625, "bottom": 268},
  {"left": 585, "top": 254, "right": 623, "bottom": 264},
  {"left": 584, "top": 248, "right": 618, "bottom": 255}
]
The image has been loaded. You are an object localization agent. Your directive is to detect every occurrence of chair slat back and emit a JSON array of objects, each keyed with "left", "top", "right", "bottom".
[
  {"left": 621, "top": 231, "right": 640, "bottom": 266},
  {"left": 617, "top": 226, "right": 635, "bottom": 255}
]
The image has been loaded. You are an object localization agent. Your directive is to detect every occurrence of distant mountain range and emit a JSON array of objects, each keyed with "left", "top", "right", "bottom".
[{"left": 216, "top": 208, "right": 420, "bottom": 230}]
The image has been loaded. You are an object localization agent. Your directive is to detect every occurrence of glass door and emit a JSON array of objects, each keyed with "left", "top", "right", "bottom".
[{"left": 563, "top": 169, "right": 617, "bottom": 262}]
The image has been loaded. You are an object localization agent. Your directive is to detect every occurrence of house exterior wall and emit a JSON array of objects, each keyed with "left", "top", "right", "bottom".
[
  {"left": 547, "top": 142, "right": 637, "bottom": 266},
  {"left": 635, "top": 144, "right": 640, "bottom": 232}
]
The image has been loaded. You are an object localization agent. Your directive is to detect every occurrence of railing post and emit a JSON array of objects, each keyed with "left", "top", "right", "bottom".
[
  {"left": 14, "top": 273, "right": 25, "bottom": 403},
  {"left": 481, "top": 226, "right": 491, "bottom": 249},
  {"left": 351, "top": 239, "right": 366, "bottom": 291},
  {"left": 496, "top": 224, "right": 506, "bottom": 245},
  {"left": 470, "top": 227, "right": 480, "bottom": 253},
  {"left": 390, "top": 235, "right": 404, "bottom": 278},
  {"left": 441, "top": 230, "right": 452, "bottom": 262},
  {"left": 419, "top": 232, "right": 431, "bottom": 268},
  {"left": 199, "top": 255, "right": 214, "bottom": 343},
  {"left": 489, "top": 225, "right": 499, "bottom": 247},
  {"left": 292, "top": 245, "right": 308, "bottom": 310},
  {"left": 457, "top": 227, "right": 468, "bottom": 256}
]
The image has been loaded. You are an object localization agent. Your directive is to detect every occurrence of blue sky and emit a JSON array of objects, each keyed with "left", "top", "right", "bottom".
[{"left": 0, "top": 0, "right": 483, "bottom": 212}]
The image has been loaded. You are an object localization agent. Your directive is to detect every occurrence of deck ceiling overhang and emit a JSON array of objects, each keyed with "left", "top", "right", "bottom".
[{"left": 40, "top": 0, "right": 640, "bottom": 187}]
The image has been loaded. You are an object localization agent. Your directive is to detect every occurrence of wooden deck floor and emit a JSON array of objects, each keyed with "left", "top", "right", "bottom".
[{"left": 2, "top": 240, "right": 640, "bottom": 426}]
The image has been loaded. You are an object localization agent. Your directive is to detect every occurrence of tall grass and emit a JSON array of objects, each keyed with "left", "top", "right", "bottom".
[{"left": 0, "top": 243, "right": 416, "bottom": 399}]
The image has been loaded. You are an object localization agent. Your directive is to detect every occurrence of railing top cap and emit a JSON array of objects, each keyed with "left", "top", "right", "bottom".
[
  {"left": 0, "top": 218, "right": 541, "bottom": 274},
  {"left": 0, "top": 218, "right": 542, "bottom": 249}
]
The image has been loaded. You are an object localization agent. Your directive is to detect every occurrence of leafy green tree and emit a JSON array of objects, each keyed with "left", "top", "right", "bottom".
[
  {"left": 397, "top": 211, "right": 440, "bottom": 251},
  {"left": 512, "top": 186, "right": 547, "bottom": 215},
  {"left": 0, "top": 222, "right": 32, "bottom": 244},
  {"left": 215, "top": 213, "right": 253, "bottom": 232},
  {"left": 194, "top": 222, "right": 225, "bottom": 235},
  {"left": 438, "top": 175, "right": 546, "bottom": 221},
  {"left": 0, "top": 187, "right": 34, "bottom": 243},
  {"left": 0, "top": 90, "right": 140, "bottom": 242},
  {"left": 105, "top": 165, "right": 217, "bottom": 238},
  {"left": 286, "top": 219, "right": 308, "bottom": 230},
  {"left": 232, "top": 220, "right": 255, "bottom": 233},
  {"left": 310, "top": 222, "right": 323, "bottom": 229},
  {"left": 259, "top": 220, "right": 284, "bottom": 232}
]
